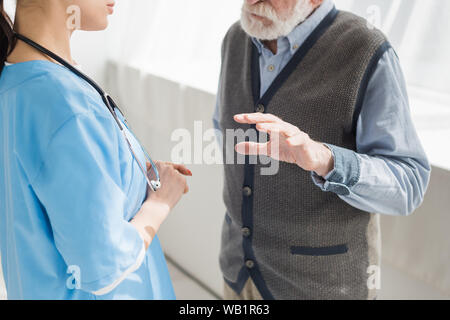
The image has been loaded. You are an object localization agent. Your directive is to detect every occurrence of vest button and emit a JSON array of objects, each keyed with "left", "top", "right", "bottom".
[
  {"left": 242, "top": 227, "right": 251, "bottom": 237},
  {"left": 245, "top": 260, "right": 255, "bottom": 269},
  {"left": 242, "top": 186, "right": 252, "bottom": 197},
  {"left": 255, "top": 104, "right": 265, "bottom": 113}
]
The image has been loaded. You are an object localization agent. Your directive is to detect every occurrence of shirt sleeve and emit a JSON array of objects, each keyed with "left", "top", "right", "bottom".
[
  {"left": 31, "top": 111, "right": 145, "bottom": 295},
  {"left": 213, "top": 80, "right": 223, "bottom": 148},
  {"left": 311, "top": 48, "right": 431, "bottom": 216}
]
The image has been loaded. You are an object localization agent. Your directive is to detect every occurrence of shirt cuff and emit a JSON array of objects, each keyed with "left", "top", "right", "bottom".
[{"left": 311, "top": 144, "right": 361, "bottom": 196}]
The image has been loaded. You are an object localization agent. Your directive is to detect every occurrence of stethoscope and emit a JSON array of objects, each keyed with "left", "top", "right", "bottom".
[{"left": 13, "top": 32, "right": 161, "bottom": 192}]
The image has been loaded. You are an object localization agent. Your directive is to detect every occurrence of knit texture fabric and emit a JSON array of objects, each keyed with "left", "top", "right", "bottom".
[{"left": 218, "top": 11, "right": 387, "bottom": 299}]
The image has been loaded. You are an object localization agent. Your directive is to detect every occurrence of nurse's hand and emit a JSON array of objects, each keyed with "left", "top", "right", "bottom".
[
  {"left": 131, "top": 161, "right": 192, "bottom": 250},
  {"left": 146, "top": 161, "right": 192, "bottom": 209}
]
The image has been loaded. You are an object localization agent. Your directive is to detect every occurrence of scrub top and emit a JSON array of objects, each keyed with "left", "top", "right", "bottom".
[{"left": 0, "top": 60, "right": 176, "bottom": 300}]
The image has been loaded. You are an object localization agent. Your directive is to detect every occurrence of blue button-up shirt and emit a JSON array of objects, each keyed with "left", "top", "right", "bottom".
[{"left": 213, "top": 0, "right": 431, "bottom": 216}]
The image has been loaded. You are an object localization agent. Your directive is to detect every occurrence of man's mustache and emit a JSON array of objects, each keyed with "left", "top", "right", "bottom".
[{"left": 243, "top": 3, "right": 279, "bottom": 20}]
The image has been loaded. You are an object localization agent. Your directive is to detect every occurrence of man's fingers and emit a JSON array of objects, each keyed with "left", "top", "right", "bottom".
[
  {"left": 256, "top": 122, "right": 298, "bottom": 137},
  {"left": 235, "top": 142, "right": 269, "bottom": 156},
  {"left": 286, "top": 133, "right": 309, "bottom": 147},
  {"left": 234, "top": 113, "right": 301, "bottom": 138},
  {"left": 234, "top": 113, "right": 281, "bottom": 125}
]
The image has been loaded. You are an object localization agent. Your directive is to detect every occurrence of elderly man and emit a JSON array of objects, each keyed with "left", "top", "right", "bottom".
[{"left": 213, "top": 0, "right": 431, "bottom": 300}]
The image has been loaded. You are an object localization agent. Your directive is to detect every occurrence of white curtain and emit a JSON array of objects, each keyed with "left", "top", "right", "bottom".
[
  {"left": 105, "top": 0, "right": 241, "bottom": 93},
  {"left": 105, "top": 0, "right": 450, "bottom": 99},
  {"left": 6, "top": 0, "right": 450, "bottom": 97},
  {"left": 399, "top": 0, "right": 450, "bottom": 96},
  {"left": 342, "top": 0, "right": 450, "bottom": 97}
]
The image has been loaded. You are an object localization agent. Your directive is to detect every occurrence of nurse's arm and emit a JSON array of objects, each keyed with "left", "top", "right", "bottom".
[
  {"left": 131, "top": 201, "right": 169, "bottom": 250},
  {"left": 131, "top": 161, "right": 191, "bottom": 250}
]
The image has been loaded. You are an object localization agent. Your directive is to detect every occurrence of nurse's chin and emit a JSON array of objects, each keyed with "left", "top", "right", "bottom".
[{"left": 79, "top": 19, "right": 110, "bottom": 32}]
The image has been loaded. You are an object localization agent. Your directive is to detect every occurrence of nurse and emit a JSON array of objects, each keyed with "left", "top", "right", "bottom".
[{"left": 0, "top": 0, "right": 191, "bottom": 299}]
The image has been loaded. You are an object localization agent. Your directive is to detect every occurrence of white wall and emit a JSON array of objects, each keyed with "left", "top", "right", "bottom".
[{"left": 71, "top": 31, "right": 108, "bottom": 86}]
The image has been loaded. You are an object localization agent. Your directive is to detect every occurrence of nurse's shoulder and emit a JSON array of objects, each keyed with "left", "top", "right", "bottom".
[
  {"left": 5, "top": 60, "right": 109, "bottom": 123},
  {"left": 0, "top": 60, "right": 113, "bottom": 184}
]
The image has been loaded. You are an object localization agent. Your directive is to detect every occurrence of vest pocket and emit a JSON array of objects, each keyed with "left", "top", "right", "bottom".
[{"left": 290, "top": 244, "right": 348, "bottom": 256}]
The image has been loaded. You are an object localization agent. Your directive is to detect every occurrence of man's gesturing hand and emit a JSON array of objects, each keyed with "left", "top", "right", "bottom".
[{"left": 234, "top": 113, "right": 334, "bottom": 178}]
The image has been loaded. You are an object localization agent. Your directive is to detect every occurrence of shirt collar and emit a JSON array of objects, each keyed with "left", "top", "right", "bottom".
[{"left": 251, "top": 0, "right": 335, "bottom": 55}]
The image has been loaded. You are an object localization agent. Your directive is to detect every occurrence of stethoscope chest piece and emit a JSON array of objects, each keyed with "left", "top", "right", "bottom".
[{"left": 150, "top": 180, "right": 161, "bottom": 191}]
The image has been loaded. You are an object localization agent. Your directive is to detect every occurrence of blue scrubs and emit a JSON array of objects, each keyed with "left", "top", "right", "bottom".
[{"left": 0, "top": 60, "right": 176, "bottom": 300}]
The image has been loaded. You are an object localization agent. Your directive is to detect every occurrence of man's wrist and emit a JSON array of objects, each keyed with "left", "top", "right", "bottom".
[
  {"left": 311, "top": 143, "right": 361, "bottom": 196},
  {"left": 313, "top": 143, "right": 334, "bottom": 178}
]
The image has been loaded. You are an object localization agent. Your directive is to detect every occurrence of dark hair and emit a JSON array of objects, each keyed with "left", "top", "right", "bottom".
[{"left": 0, "top": 0, "right": 16, "bottom": 75}]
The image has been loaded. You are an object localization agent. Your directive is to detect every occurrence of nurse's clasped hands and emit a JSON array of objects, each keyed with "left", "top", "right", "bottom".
[
  {"left": 148, "top": 161, "right": 192, "bottom": 208},
  {"left": 130, "top": 161, "right": 192, "bottom": 250}
]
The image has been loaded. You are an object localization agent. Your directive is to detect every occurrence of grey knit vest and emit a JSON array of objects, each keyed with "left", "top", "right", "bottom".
[{"left": 218, "top": 8, "right": 389, "bottom": 300}]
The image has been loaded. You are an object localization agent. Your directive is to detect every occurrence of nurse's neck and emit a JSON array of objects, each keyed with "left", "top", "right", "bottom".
[{"left": 7, "top": 3, "right": 75, "bottom": 66}]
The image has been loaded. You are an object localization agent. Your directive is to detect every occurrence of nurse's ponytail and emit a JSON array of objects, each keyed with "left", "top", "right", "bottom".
[{"left": 0, "top": 0, "right": 16, "bottom": 75}]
